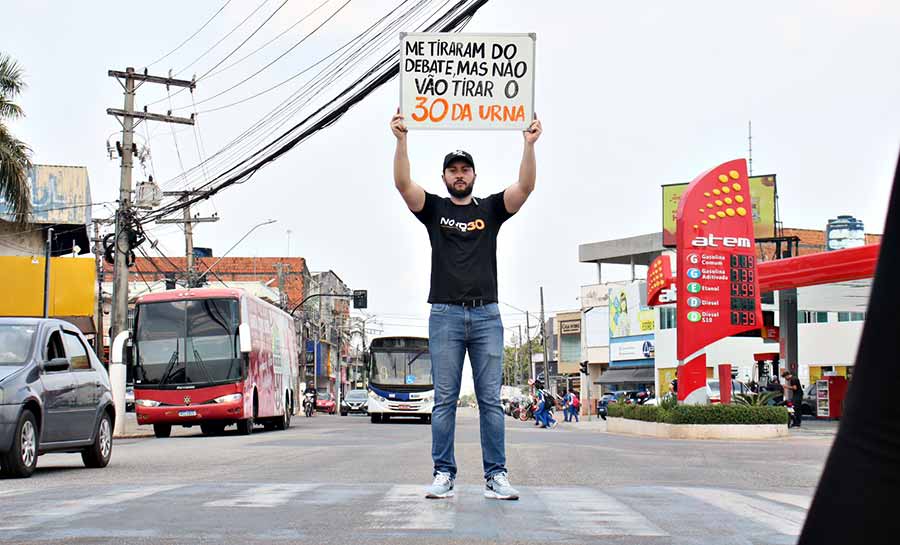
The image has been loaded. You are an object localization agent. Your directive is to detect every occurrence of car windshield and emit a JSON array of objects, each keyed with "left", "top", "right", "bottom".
[
  {"left": 347, "top": 390, "right": 368, "bottom": 401},
  {"left": 370, "top": 350, "right": 433, "bottom": 386},
  {"left": 134, "top": 299, "right": 242, "bottom": 386},
  {"left": 0, "top": 324, "right": 36, "bottom": 365}
]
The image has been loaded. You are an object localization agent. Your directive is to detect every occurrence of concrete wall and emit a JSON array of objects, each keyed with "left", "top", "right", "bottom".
[{"left": 0, "top": 222, "right": 45, "bottom": 256}]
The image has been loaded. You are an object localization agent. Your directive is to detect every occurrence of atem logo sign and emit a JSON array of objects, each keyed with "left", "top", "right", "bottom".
[
  {"left": 440, "top": 217, "right": 486, "bottom": 232},
  {"left": 691, "top": 235, "right": 752, "bottom": 248}
]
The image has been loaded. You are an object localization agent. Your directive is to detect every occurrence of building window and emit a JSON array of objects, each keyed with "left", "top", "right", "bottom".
[
  {"left": 798, "top": 311, "right": 829, "bottom": 324},
  {"left": 560, "top": 334, "right": 580, "bottom": 363},
  {"left": 837, "top": 312, "right": 865, "bottom": 322},
  {"left": 659, "top": 307, "right": 677, "bottom": 330}
]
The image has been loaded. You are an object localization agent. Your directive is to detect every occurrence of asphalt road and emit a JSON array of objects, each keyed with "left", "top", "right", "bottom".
[{"left": 0, "top": 409, "right": 834, "bottom": 545}]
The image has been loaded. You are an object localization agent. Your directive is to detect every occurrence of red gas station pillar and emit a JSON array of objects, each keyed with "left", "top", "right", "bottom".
[{"left": 718, "top": 364, "right": 732, "bottom": 404}]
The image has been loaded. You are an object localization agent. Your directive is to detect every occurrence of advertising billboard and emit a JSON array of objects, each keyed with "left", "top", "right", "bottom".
[
  {"left": 663, "top": 174, "right": 776, "bottom": 247},
  {"left": 609, "top": 282, "right": 653, "bottom": 338},
  {"left": 675, "top": 159, "right": 763, "bottom": 361}
]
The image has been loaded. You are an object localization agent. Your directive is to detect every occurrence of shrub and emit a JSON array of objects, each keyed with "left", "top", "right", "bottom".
[
  {"left": 608, "top": 403, "right": 788, "bottom": 425},
  {"left": 734, "top": 392, "right": 780, "bottom": 406}
]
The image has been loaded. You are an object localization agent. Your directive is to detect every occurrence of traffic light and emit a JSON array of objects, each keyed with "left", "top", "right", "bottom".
[
  {"left": 579, "top": 361, "right": 589, "bottom": 375},
  {"left": 352, "top": 289, "right": 367, "bottom": 309}
]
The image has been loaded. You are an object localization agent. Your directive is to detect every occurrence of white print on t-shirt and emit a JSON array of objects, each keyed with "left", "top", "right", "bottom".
[{"left": 439, "top": 216, "right": 486, "bottom": 233}]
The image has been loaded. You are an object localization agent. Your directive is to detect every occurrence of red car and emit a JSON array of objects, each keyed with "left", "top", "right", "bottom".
[{"left": 316, "top": 393, "right": 336, "bottom": 414}]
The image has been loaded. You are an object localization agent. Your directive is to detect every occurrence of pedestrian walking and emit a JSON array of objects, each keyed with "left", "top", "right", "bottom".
[
  {"left": 562, "top": 389, "right": 571, "bottom": 422},
  {"left": 391, "top": 108, "right": 543, "bottom": 501},
  {"left": 569, "top": 389, "right": 580, "bottom": 423}
]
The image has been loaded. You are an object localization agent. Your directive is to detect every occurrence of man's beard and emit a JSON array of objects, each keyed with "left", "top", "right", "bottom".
[{"left": 446, "top": 180, "right": 473, "bottom": 199}]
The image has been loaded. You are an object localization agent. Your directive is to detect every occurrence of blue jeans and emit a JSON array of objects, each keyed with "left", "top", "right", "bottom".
[{"left": 429, "top": 303, "right": 506, "bottom": 480}]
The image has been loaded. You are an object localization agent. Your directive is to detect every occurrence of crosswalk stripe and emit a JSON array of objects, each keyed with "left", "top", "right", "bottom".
[
  {"left": 204, "top": 484, "right": 319, "bottom": 508},
  {"left": 366, "top": 485, "right": 456, "bottom": 530},
  {"left": 535, "top": 487, "right": 668, "bottom": 537},
  {"left": 0, "top": 485, "right": 182, "bottom": 531},
  {"left": 756, "top": 491, "right": 813, "bottom": 510},
  {"left": 671, "top": 487, "right": 806, "bottom": 535}
]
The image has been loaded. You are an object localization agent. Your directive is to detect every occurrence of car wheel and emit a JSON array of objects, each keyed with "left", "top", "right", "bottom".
[
  {"left": 153, "top": 424, "right": 172, "bottom": 438},
  {"left": 341, "top": 411, "right": 348, "bottom": 417},
  {"left": 82, "top": 412, "right": 113, "bottom": 468},
  {"left": 0, "top": 410, "right": 39, "bottom": 478},
  {"left": 236, "top": 417, "right": 254, "bottom": 435}
]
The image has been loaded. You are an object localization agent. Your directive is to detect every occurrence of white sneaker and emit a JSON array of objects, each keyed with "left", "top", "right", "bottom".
[
  {"left": 425, "top": 472, "right": 455, "bottom": 499},
  {"left": 484, "top": 472, "right": 520, "bottom": 500}
]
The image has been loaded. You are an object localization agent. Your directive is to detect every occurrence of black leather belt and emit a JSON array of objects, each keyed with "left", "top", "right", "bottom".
[{"left": 454, "top": 299, "right": 489, "bottom": 308}]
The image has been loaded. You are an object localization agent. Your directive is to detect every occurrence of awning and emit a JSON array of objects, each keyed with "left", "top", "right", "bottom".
[{"left": 595, "top": 367, "right": 655, "bottom": 384}]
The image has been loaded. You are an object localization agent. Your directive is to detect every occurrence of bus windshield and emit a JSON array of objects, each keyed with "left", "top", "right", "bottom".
[
  {"left": 135, "top": 298, "right": 241, "bottom": 387},
  {"left": 370, "top": 350, "right": 433, "bottom": 386}
]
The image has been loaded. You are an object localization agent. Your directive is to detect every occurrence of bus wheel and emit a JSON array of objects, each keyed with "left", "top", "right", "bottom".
[
  {"left": 236, "top": 417, "right": 254, "bottom": 435},
  {"left": 370, "top": 414, "right": 381, "bottom": 424},
  {"left": 201, "top": 423, "right": 224, "bottom": 436},
  {"left": 421, "top": 415, "right": 431, "bottom": 424},
  {"left": 153, "top": 424, "right": 172, "bottom": 438}
]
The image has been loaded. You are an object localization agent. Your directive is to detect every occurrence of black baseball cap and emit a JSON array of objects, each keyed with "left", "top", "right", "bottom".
[{"left": 443, "top": 150, "right": 475, "bottom": 170}]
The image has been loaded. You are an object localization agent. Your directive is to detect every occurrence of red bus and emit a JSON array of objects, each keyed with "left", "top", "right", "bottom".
[{"left": 123, "top": 288, "right": 298, "bottom": 438}]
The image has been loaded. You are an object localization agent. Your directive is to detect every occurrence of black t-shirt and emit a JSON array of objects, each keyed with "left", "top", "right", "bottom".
[
  {"left": 413, "top": 190, "right": 514, "bottom": 303},
  {"left": 790, "top": 377, "right": 803, "bottom": 401}
]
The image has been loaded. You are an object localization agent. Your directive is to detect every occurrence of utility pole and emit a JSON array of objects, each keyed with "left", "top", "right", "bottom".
[
  {"left": 540, "top": 287, "right": 551, "bottom": 395},
  {"left": 517, "top": 324, "right": 523, "bottom": 385},
  {"left": 526, "top": 311, "right": 534, "bottom": 385},
  {"left": 42, "top": 228, "right": 53, "bottom": 318},
  {"left": 107, "top": 67, "right": 194, "bottom": 434},
  {"left": 158, "top": 190, "right": 218, "bottom": 287},
  {"left": 275, "top": 262, "right": 287, "bottom": 309},
  {"left": 92, "top": 220, "right": 106, "bottom": 358}
]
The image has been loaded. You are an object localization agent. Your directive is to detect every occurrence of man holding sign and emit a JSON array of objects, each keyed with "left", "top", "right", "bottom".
[{"left": 390, "top": 108, "right": 542, "bottom": 501}]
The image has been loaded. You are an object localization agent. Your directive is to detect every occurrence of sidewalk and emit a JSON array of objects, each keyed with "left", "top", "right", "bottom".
[{"left": 114, "top": 412, "right": 194, "bottom": 439}]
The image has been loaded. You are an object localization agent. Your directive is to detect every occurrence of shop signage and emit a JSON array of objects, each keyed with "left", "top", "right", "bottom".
[
  {"left": 647, "top": 254, "right": 675, "bottom": 306},
  {"left": 400, "top": 33, "right": 536, "bottom": 130},
  {"left": 580, "top": 284, "right": 609, "bottom": 308},
  {"left": 676, "top": 159, "right": 763, "bottom": 360},
  {"left": 610, "top": 339, "right": 655, "bottom": 361},
  {"left": 560, "top": 320, "right": 581, "bottom": 335}
]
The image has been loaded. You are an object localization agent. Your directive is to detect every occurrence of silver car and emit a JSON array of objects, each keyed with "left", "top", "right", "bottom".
[{"left": 0, "top": 318, "right": 115, "bottom": 478}]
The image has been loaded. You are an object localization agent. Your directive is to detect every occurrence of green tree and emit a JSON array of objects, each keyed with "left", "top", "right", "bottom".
[
  {"left": 503, "top": 335, "right": 543, "bottom": 386},
  {"left": 0, "top": 52, "right": 32, "bottom": 223}
]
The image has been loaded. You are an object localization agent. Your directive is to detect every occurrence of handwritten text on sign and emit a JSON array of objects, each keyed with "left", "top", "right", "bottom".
[{"left": 400, "top": 33, "right": 535, "bottom": 130}]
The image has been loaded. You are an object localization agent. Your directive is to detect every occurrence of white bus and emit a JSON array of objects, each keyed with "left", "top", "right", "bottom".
[{"left": 366, "top": 336, "right": 433, "bottom": 424}]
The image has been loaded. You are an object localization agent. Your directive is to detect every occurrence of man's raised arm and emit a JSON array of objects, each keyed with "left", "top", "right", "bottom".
[
  {"left": 504, "top": 116, "right": 543, "bottom": 215},
  {"left": 391, "top": 110, "right": 426, "bottom": 213}
]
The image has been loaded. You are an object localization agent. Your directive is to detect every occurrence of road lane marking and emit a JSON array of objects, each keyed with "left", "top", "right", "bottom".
[
  {"left": 671, "top": 487, "right": 806, "bottom": 535},
  {"left": 204, "top": 484, "right": 319, "bottom": 508},
  {"left": 0, "top": 485, "right": 182, "bottom": 531},
  {"left": 367, "top": 485, "right": 456, "bottom": 530},
  {"left": 756, "top": 491, "right": 813, "bottom": 510},
  {"left": 536, "top": 487, "right": 668, "bottom": 537}
]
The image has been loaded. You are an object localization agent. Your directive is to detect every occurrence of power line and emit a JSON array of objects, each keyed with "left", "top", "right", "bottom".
[
  {"left": 195, "top": 0, "right": 294, "bottom": 82},
  {"left": 175, "top": 0, "right": 355, "bottom": 113},
  {"left": 154, "top": 0, "right": 438, "bottom": 191},
  {"left": 144, "top": 0, "right": 234, "bottom": 68},
  {"left": 204, "top": 0, "right": 333, "bottom": 80}
]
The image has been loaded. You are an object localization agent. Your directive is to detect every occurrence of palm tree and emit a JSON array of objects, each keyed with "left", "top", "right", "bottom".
[{"left": 0, "top": 52, "right": 32, "bottom": 223}]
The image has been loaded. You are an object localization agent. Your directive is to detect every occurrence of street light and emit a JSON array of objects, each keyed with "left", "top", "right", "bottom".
[{"left": 199, "top": 219, "right": 276, "bottom": 279}]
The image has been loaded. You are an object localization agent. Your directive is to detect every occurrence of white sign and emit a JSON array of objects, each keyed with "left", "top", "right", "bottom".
[
  {"left": 400, "top": 32, "right": 536, "bottom": 130},
  {"left": 610, "top": 339, "right": 655, "bottom": 362},
  {"left": 580, "top": 284, "right": 609, "bottom": 309}
]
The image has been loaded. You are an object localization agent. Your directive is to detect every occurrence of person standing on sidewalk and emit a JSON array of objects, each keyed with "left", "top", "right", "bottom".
[
  {"left": 391, "top": 109, "right": 543, "bottom": 501},
  {"left": 782, "top": 370, "right": 804, "bottom": 428}
]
